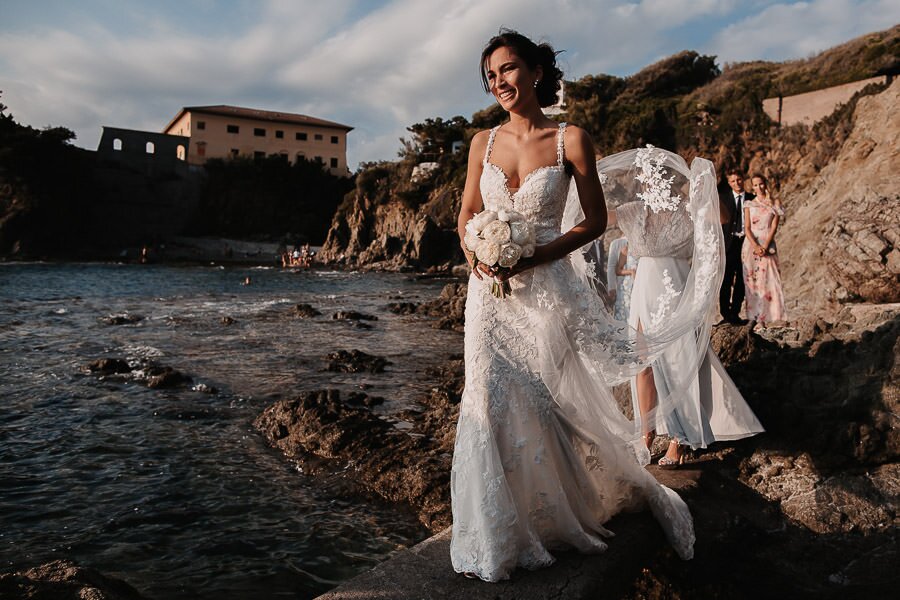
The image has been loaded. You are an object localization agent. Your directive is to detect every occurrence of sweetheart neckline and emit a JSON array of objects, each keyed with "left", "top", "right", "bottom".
[{"left": 484, "top": 162, "right": 564, "bottom": 203}]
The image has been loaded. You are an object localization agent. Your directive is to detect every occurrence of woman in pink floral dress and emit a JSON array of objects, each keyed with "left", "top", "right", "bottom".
[{"left": 741, "top": 174, "right": 786, "bottom": 327}]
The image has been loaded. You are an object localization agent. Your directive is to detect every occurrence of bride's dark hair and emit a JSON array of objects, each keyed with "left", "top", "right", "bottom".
[{"left": 480, "top": 29, "right": 564, "bottom": 108}]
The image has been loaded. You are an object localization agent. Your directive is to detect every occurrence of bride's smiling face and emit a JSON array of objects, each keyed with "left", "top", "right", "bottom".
[{"left": 485, "top": 46, "right": 542, "bottom": 111}]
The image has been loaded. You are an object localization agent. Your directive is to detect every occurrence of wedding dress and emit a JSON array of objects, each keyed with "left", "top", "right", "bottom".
[{"left": 450, "top": 124, "right": 696, "bottom": 582}]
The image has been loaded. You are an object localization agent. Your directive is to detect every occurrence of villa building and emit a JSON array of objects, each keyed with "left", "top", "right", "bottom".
[{"left": 163, "top": 105, "right": 353, "bottom": 175}]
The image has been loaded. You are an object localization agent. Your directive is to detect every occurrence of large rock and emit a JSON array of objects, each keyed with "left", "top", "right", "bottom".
[
  {"left": 318, "top": 166, "right": 464, "bottom": 271},
  {"left": 324, "top": 350, "right": 390, "bottom": 373},
  {"left": 776, "top": 79, "right": 900, "bottom": 306},
  {"left": 712, "top": 313, "right": 899, "bottom": 536},
  {"left": 0, "top": 559, "right": 147, "bottom": 600},
  {"left": 417, "top": 283, "right": 467, "bottom": 332},
  {"left": 254, "top": 389, "right": 451, "bottom": 531}
]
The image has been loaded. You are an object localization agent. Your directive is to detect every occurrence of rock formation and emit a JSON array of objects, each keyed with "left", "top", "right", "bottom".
[
  {"left": 0, "top": 560, "right": 147, "bottom": 600},
  {"left": 254, "top": 389, "right": 454, "bottom": 531},
  {"left": 774, "top": 79, "right": 900, "bottom": 307},
  {"left": 318, "top": 163, "right": 463, "bottom": 271}
]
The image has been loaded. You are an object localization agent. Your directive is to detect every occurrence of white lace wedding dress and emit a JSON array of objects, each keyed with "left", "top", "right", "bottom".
[{"left": 450, "top": 124, "right": 696, "bottom": 582}]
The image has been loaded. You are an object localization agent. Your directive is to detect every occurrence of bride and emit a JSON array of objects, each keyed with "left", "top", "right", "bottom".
[{"left": 450, "top": 30, "right": 702, "bottom": 582}]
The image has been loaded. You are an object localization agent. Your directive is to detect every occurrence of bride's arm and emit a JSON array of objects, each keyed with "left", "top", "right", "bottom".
[
  {"left": 458, "top": 131, "right": 493, "bottom": 280},
  {"left": 502, "top": 126, "right": 607, "bottom": 279}
]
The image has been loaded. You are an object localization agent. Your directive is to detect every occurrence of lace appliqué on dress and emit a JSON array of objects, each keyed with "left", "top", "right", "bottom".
[{"left": 635, "top": 145, "right": 681, "bottom": 213}]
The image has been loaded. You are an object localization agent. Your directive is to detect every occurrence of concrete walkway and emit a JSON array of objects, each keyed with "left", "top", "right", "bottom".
[{"left": 316, "top": 469, "right": 698, "bottom": 600}]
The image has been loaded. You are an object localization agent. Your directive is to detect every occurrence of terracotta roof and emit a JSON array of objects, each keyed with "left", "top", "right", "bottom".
[{"left": 163, "top": 105, "right": 353, "bottom": 133}]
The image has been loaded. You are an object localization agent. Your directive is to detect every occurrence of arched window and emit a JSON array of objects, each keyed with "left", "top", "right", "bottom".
[
  {"left": 176, "top": 145, "right": 186, "bottom": 160},
  {"left": 113, "top": 138, "right": 123, "bottom": 151},
  {"left": 146, "top": 141, "right": 155, "bottom": 154}
]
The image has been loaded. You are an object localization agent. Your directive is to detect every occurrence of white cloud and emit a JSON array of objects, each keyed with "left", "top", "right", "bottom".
[
  {"left": 707, "top": 0, "right": 900, "bottom": 64},
  {"left": 0, "top": 0, "right": 896, "bottom": 167}
]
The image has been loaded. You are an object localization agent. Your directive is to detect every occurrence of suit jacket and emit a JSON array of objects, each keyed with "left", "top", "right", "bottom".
[{"left": 721, "top": 190, "right": 755, "bottom": 252}]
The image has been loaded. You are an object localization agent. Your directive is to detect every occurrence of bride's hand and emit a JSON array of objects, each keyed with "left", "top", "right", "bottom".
[
  {"left": 495, "top": 246, "right": 545, "bottom": 282},
  {"left": 464, "top": 248, "right": 493, "bottom": 280}
]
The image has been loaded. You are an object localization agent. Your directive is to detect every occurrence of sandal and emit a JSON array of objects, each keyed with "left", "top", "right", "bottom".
[
  {"left": 657, "top": 442, "right": 686, "bottom": 470},
  {"left": 657, "top": 455, "right": 684, "bottom": 469}
]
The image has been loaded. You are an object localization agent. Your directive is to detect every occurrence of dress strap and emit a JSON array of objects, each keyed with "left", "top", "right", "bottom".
[
  {"left": 556, "top": 122, "right": 568, "bottom": 167},
  {"left": 483, "top": 126, "right": 500, "bottom": 165}
]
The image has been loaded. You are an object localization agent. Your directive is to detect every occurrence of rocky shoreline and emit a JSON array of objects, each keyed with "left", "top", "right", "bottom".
[
  {"left": 254, "top": 282, "right": 468, "bottom": 532},
  {"left": 6, "top": 276, "right": 896, "bottom": 597},
  {"left": 253, "top": 279, "right": 899, "bottom": 596}
]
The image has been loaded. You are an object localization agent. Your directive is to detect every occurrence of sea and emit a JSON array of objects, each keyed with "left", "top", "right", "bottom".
[{"left": 0, "top": 262, "right": 463, "bottom": 599}]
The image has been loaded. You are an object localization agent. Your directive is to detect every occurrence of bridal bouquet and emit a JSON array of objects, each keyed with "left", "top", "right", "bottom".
[{"left": 464, "top": 209, "right": 536, "bottom": 298}]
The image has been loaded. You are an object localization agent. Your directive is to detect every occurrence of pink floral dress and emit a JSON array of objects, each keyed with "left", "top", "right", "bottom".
[{"left": 741, "top": 200, "right": 786, "bottom": 325}]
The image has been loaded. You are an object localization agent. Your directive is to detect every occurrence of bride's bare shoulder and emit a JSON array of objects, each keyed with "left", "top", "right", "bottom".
[
  {"left": 562, "top": 125, "right": 596, "bottom": 164},
  {"left": 468, "top": 129, "right": 493, "bottom": 156}
]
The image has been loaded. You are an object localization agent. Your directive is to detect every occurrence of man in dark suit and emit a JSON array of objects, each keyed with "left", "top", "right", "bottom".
[{"left": 719, "top": 169, "right": 754, "bottom": 324}]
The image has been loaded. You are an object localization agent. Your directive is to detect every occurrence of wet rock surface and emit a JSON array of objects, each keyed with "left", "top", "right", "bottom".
[
  {"left": 0, "top": 559, "right": 148, "bottom": 600},
  {"left": 384, "top": 283, "right": 467, "bottom": 332},
  {"left": 255, "top": 389, "right": 452, "bottom": 531},
  {"left": 292, "top": 303, "right": 322, "bottom": 318},
  {"left": 83, "top": 358, "right": 195, "bottom": 390},
  {"left": 99, "top": 313, "right": 144, "bottom": 326},
  {"left": 86, "top": 358, "right": 132, "bottom": 375},
  {"left": 332, "top": 310, "right": 378, "bottom": 321},
  {"left": 323, "top": 350, "right": 391, "bottom": 374}
]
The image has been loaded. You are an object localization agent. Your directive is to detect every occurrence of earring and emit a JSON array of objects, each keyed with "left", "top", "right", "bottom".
[{"left": 533, "top": 80, "right": 540, "bottom": 88}]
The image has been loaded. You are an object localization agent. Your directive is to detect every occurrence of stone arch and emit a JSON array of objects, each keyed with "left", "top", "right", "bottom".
[
  {"left": 146, "top": 141, "right": 155, "bottom": 154},
  {"left": 176, "top": 145, "right": 186, "bottom": 160},
  {"left": 113, "top": 138, "right": 123, "bottom": 151}
]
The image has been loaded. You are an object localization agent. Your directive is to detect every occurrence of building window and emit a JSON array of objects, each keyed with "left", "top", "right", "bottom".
[
  {"left": 113, "top": 138, "right": 123, "bottom": 151},
  {"left": 227, "top": 124, "right": 239, "bottom": 134},
  {"left": 230, "top": 148, "right": 239, "bottom": 158},
  {"left": 197, "top": 121, "right": 206, "bottom": 130},
  {"left": 254, "top": 151, "right": 266, "bottom": 160},
  {"left": 331, "top": 136, "right": 339, "bottom": 144},
  {"left": 197, "top": 142, "right": 206, "bottom": 157},
  {"left": 330, "top": 157, "right": 338, "bottom": 168},
  {"left": 314, "top": 134, "right": 323, "bottom": 141},
  {"left": 146, "top": 141, "right": 155, "bottom": 154},
  {"left": 296, "top": 132, "right": 307, "bottom": 141},
  {"left": 314, "top": 156, "right": 322, "bottom": 163},
  {"left": 254, "top": 128, "right": 266, "bottom": 137},
  {"left": 296, "top": 152, "right": 306, "bottom": 162},
  {"left": 275, "top": 130, "right": 284, "bottom": 139}
]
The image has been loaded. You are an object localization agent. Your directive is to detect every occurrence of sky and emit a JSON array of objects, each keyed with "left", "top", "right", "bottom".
[{"left": 1, "top": 1, "right": 897, "bottom": 169}]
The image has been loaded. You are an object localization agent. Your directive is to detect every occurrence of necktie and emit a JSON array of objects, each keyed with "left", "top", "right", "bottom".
[{"left": 735, "top": 194, "right": 743, "bottom": 234}]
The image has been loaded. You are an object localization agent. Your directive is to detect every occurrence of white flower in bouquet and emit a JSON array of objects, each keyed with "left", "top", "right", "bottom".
[
  {"left": 474, "top": 240, "right": 500, "bottom": 265},
  {"left": 464, "top": 231, "right": 481, "bottom": 251},
  {"left": 497, "top": 209, "right": 524, "bottom": 223},
  {"left": 470, "top": 210, "right": 497, "bottom": 232},
  {"left": 482, "top": 220, "right": 511, "bottom": 244},
  {"left": 509, "top": 221, "right": 534, "bottom": 246},
  {"left": 498, "top": 243, "right": 522, "bottom": 268}
]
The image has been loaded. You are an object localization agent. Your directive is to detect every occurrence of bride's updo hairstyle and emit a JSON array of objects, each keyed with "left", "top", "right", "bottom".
[{"left": 480, "top": 29, "right": 564, "bottom": 108}]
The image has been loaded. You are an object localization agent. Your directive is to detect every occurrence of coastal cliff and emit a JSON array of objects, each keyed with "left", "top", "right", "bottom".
[{"left": 319, "top": 170, "right": 463, "bottom": 271}]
